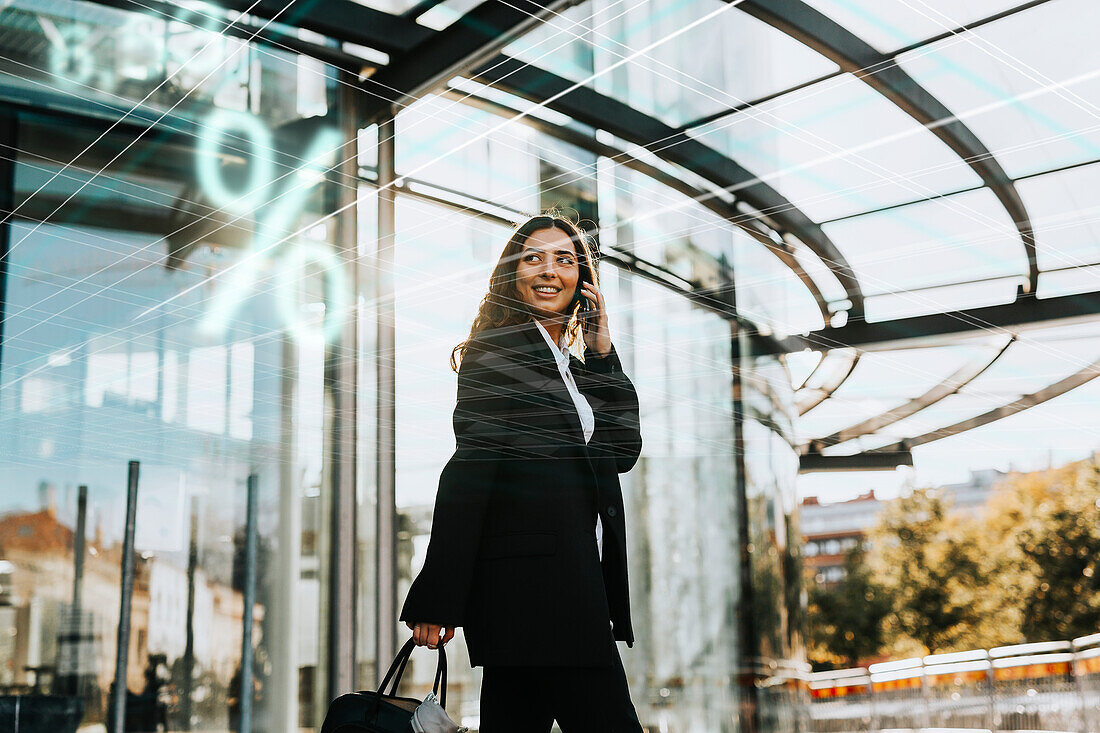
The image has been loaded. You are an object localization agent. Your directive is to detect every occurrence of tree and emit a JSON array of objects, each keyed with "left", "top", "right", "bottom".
[
  {"left": 869, "top": 488, "right": 985, "bottom": 655},
  {"left": 807, "top": 545, "right": 892, "bottom": 668},
  {"left": 984, "top": 458, "right": 1100, "bottom": 641}
]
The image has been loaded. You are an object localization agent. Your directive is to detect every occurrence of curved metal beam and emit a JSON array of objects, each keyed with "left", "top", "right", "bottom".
[
  {"left": 469, "top": 55, "right": 866, "bottom": 319},
  {"left": 803, "top": 336, "right": 1014, "bottom": 451},
  {"left": 873, "top": 355, "right": 1100, "bottom": 452},
  {"left": 438, "top": 88, "right": 832, "bottom": 322},
  {"left": 361, "top": 0, "right": 572, "bottom": 118},
  {"left": 795, "top": 351, "right": 860, "bottom": 416},
  {"left": 736, "top": 0, "right": 1039, "bottom": 295},
  {"left": 767, "top": 290, "right": 1100, "bottom": 355}
]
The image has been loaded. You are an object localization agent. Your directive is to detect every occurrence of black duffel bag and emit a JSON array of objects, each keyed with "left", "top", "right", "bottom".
[{"left": 320, "top": 637, "right": 454, "bottom": 733}]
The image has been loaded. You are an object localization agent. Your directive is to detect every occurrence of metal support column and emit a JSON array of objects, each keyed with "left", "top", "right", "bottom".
[
  {"left": 239, "top": 473, "right": 259, "bottom": 733},
  {"left": 732, "top": 308, "right": 761, "bottom": 733},
  {"left": 0, "top": 113, "right": 14, "bottom": 382},
  {"left": 375, "top": 116, "right": 398, "bottom": 680},
  {"left": 326, "top": 71, "right": 362, "bottom": 701},
  {"left": 111, "top": 461, "right": 140, "bottom": 733}
]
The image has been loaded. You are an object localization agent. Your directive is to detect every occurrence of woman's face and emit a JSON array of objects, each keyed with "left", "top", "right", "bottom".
[{"left": 513, "top": 227, "right": 580, "bottom": 319}]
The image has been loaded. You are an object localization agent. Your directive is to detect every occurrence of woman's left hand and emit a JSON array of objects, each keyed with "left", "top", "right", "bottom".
[{"left": 579, "top": 281, "right": 612, "bottom": 357}]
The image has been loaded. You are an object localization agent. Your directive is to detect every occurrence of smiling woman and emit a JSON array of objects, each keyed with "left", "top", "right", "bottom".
[{"left": 399, "top": 212, "right": 645, "bottom": 731}]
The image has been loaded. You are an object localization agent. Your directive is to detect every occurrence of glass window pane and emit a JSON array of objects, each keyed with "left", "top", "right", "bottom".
[
  {"left": 821, "top": 188, "right": 1025, "bottom": 297},
  {"left": 0, "top": 0, "right": 304, "bottom": 123},
  {"left": 1016, "top": 161, "right": 1100, "bottom": 272},
  {"left": 392, "top": 197, "right": 511, "bottom": 717},
  {"left": 862, "top": 278, "right": 1019, "bottom": 321},
  {"left": 898, "top": 0, "right": 1100, "bottom": 179},
  {"left": 960, "top": 336, "right": 1100, "bottom": 399},
  {"left": 0, "top": 36, "right": 344, "bottom": 729},
  {"left": 629, "top": 277, "right": 748, "bottom": 724},
  {"left": 504, "top": 0, "right": 838, "bottom": 127},
  {"left": 691, "top": 73, "right": 980, "bottom": 222},
  {"left": 799, "top": 0, "right": 1024, "bottom": 53}
]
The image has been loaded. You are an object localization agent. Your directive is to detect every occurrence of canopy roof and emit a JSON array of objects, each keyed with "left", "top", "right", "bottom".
[{"left": 20, "top": 0, "right": 1100, "bottom": 469}]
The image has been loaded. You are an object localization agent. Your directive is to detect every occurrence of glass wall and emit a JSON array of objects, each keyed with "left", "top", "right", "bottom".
[
  {"left": 736, "top": 231, "right": 811, "bottom": 732},
  {"left": 0, "top": 2, "right": 360, "bottom": 731}
]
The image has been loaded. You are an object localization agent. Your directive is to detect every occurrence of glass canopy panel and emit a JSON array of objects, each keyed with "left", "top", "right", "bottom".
[
  {"left": 820, "top": 188, "right": 1024, "bottom": 298},
  {"left": 502, "top": 0, "right": 838, "bottom": 127},
  {"left": 1016, "top": 161, "right": 1100, "bottom": 272},
  {"left": 796, "top": 344, "right": 984, "bottom": 441},
  {"left": 1039, "top": 265, "right": 1100, "bottom": 299},
  {"left": 861, "top": 278, "right": 1019, "bottom": 322},
  {"left": 735, "top": 229, "right": 825, "bottom": 337},
  {"left": 867, "top": 392, "right": 1000, "bottom": 442},
  {"left": 797, "top": 0, "right": 1026, "bottom": 54},
  {"left": 415, "top": 0, "right": 483, "bottom": 30},
  {"left": 898, "top": 0, "right": 1100, "bottom": 179},
  {"left": 690, "top": 73, "right": 980, "bottom": 222},
  {"left": 785, "top": 350, "right": 824, "bottom": 390},
  {"left": 960, "top": 335, "right": 1100, "bottom": 400},
  {"left": 790, "top": 239, "right": 849, "bottom": 304}
]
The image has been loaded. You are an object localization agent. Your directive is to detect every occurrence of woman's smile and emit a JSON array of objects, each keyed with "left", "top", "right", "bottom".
[{"left": 533, "top": 284, "right": 562, "bottom": 298}]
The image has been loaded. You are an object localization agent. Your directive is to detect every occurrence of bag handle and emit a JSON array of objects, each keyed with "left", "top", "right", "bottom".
[
  {"left": 432, "top": 643, "right": 448, "bottom": 710},
  {"left": 377, "top": 638, "right": 416, "bottom": 697},
  {"left": 375, "top": 636, "right": 450, "bottom": 706}
]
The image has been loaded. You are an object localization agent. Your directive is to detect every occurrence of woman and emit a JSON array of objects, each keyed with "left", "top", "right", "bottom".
[{"left": 399, "top": 214, "right": 644, "bottom": 731}]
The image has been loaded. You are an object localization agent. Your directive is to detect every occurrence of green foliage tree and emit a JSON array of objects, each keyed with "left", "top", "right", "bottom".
[
  {"left": 807, "top": 545, "right": 892, "bottom": 668},
  {"left": 869, "top": 488, "right": 985, "bottom": 655},
  {"left": 985, "top": 459, "right": 1100, "bottom": 641},
  {"left": 808, "top": 457, "right": 1100, "bottom": 664}
]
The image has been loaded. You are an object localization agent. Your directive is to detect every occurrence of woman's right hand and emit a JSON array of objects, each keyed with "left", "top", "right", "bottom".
[{"left": 405, "top": 621, "right": 455, "bottom": 649}]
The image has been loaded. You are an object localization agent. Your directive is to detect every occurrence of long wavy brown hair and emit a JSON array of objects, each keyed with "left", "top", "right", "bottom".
[{"left": 450, "top": 213, "right": 600, "bottom": 372}]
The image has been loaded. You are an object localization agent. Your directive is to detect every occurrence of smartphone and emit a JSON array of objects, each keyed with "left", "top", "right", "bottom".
[{"left": 575, "top": 277, "right": 592, "bottom": 332}]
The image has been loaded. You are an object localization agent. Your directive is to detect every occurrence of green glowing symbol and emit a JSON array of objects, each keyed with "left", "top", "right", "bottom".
[
  {"left": 275, "top": 239, "right": 351, "bottom": 345},
  {"left": 196, "top": 109, "right": 346, "bottom": 344}
]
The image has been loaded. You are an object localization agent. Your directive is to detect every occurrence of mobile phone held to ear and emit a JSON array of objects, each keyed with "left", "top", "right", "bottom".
[{"left": 575, "top": 280, "right": 591, "bottom": 331}]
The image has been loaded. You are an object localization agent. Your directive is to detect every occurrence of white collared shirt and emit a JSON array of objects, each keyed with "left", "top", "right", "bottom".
[{"left": 532, "top": 320, "right": 603, "bottom": 561}]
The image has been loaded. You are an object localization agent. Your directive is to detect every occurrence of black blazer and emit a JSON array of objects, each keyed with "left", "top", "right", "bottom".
[{"left": 399, "top": 319, "right": 642, "bottom": 667}]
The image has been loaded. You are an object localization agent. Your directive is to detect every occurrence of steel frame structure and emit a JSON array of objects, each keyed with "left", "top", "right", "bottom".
[{"left": 54, "top": 0, "right": 1100, "bottom": 468}]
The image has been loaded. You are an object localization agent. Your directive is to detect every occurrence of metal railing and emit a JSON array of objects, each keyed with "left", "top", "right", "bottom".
[{"left": 808, "top": 632, "right": 1100, "bottom": 733}]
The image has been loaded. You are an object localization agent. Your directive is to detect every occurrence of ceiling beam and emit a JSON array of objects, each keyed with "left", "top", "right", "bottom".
[
  {"left": 799, "top": 450, "right": 913, "bottom": 473},
  {"left": 360, "top": 0, "right": 575, "bottom": 120},
  {"left": 735, "top": 0, "right": 1039, "bottom": 296},
  {"left": 774, "top": 291, "right": 1100, "bottom": 354}
]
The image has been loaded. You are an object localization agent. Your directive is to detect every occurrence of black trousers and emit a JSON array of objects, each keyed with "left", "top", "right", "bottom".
[{"left": 478, "top": 641, "right": 644, "bottom": 732}]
